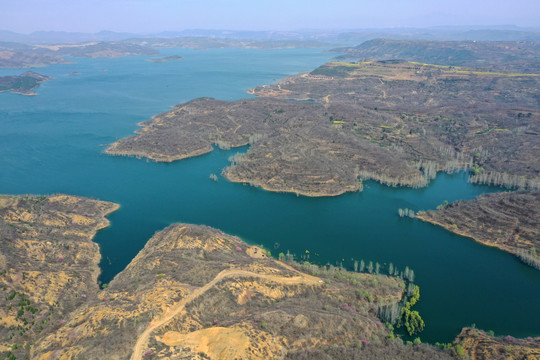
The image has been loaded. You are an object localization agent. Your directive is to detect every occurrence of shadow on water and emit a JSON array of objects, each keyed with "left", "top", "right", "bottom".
[{"left": 1, "top": 48, "right": 539, "bottom": 343}]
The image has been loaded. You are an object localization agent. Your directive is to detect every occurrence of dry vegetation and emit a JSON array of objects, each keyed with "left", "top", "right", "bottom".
[
  {"left": 1, "top": 194, "right": 539, "bottom": 359},
  {"left": 0, "top": 194, "right": 118, "bottom": 360},
  {"left": 455, "top": 328, "right": 540, "bottom": 360},
  {"left": 108, "top": 54, "right": 540, "bottom": 195}
]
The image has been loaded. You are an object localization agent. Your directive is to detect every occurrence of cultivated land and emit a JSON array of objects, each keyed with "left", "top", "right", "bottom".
[
  {"left": 417, "top": 191, "right": 540, "bottom": 270},
  {"left": 108, "top": 48, "right": 540, "bottom": 196},
  {"left": 0, "top": 71, "right": 51, "bottom": 95}
]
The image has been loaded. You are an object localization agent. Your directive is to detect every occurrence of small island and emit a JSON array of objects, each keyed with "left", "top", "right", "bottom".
[
  {"left": 0, "top": 71, "right": 51, "bottom": 95},
  {"left": 146, "top": 55, "right": 183, "bottom": 63}
]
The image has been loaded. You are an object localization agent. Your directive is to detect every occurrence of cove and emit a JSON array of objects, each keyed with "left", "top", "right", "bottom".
[{"left": 1, "top": 48, "right": 539, "bottom": 343}]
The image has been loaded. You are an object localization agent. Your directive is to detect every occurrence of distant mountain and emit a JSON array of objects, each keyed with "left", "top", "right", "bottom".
[
  {"left": 125, "top": 37, "right": 329, "bottom": 50},
  {"left": 332, "top": 38, "right": 540, "bottom": 72},
  {"left": 0, "top": 42, "right": 157, "bottom": 68},
  {"left": 0, "top": 30, "right": 139, "bottom": 44},
  {"left": 1, "top": 27, "right": 539, "bottom": 45}
]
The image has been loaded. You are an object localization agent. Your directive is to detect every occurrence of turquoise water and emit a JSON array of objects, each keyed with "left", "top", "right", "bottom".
[{"left": 1, "top": 48, "right": 539, "bottom": 343}]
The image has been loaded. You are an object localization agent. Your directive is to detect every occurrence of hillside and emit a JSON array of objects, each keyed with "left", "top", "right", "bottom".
[
  {"left": 0, "top": 194, "right": 119, "bottom": 359},
  {"left": 416, "top": 191, "right": 540, "bottom": 270},
  {"left": 2, "top": 195, "right": 539, "bottom": 358},
  {"left": 108, "top": 56, "right": 540, "bottom": 196},
  {"left": 0, "top": 194, "right": 462, "bottom": 360}
]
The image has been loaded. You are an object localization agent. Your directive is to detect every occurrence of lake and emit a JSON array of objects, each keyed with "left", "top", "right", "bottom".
[{"left": 1, "top": 47, "right": 539, "bottom": 343}]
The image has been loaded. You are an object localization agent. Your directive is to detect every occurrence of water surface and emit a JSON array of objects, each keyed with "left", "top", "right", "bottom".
[{"left": 1, "top": 48, "right": 539, "bottom": 343}]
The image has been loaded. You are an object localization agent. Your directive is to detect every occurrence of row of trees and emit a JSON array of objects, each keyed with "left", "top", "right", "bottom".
[
  {"left": 398, "top": 208, "right": 416, "bottom": 218},
  {"left": 397, "top": 285, "right": 425, "bottom": 336},
  {"left": 377, "top": 285, "right": 424, "bottom": 336},
  {"left": 469, "top": 171, "right": 540, "bottom": 190},
  {"left": 214, "top": 140, "right": 231, "bottom": 150},
  {"left": 357, "top": 169, "right": 428, "bottom": 189},
  {"left": 516, "top": 247, "right": 540, "bottom": 270},
  {"left": 280, "top": 251, "right": 416, "bottom": 283},
  {"left": 278, "top": 248, "right": 424, "bottom": 336}
]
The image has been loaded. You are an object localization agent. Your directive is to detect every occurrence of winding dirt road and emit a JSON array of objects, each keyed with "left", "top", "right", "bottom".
[{"left": 130, "top": 265, "right": 321, "bottom": 360}]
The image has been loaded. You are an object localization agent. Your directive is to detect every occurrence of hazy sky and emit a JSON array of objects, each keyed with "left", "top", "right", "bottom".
[{"left": 1, "top": 0, "right": 539, "bottom": 33}]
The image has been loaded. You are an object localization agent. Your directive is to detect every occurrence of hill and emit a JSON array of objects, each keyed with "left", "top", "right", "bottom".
[
  {"left": 108, "top": 56, "right": 540, "bottom": 196},
  {"left": 0, "top": 42, "right": 158, "bottom": 68},
  {"left": 0, "top": 71, "right": 51, "bottom": 95},
  {"left": 332, "top": 39, "right": 540, "bottom": 73},
  {"left": 0, "top": 194, "right": 458, "bottom": 360}
]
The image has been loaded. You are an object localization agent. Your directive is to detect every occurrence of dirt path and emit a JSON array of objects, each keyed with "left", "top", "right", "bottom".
[{"left": 130, "top": 266, "right": 321, "bottom": 359}]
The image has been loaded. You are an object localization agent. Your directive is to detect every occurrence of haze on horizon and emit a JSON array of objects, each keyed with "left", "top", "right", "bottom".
[{"left": 1, "top": 0, "right": 539, "bottom": 34}]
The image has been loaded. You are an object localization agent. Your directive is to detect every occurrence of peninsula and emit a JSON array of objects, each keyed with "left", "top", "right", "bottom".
[
  {"left": 417, "top": 191, "right": 540, "bottom": 270},
  {"left": 0, "top": 194, "right": 438, "bottom": 359},
  {"left": 0, "top": 71, "right": 51, "bottom": 95},
  {"left": 107, "top": 41, "right": 540, "bottom": 196}
]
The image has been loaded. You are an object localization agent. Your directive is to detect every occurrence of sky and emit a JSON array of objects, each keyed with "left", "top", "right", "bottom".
[{"left": 1, "top": 0, "right": 539, "bottom": 33}]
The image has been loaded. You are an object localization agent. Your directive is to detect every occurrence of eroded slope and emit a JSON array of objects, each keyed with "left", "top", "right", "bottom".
[
  {"left": 34, "top": 223, "right": 411, "bottom": 359},
  {"left": 456, "top": 328, "right": 540, "bottom": 360},
  {"left": 0, "top": 194, "right": 118, "bottom": 359}
]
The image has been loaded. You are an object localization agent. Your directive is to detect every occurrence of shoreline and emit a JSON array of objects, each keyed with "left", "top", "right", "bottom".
[{"left": 415, "top": 213, "right": 516, "bottom": 256}]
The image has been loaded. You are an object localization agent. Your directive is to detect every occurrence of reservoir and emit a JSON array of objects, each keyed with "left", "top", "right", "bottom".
[{"left": 1, "top": 48, "right": 539, "bottom": 343}]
